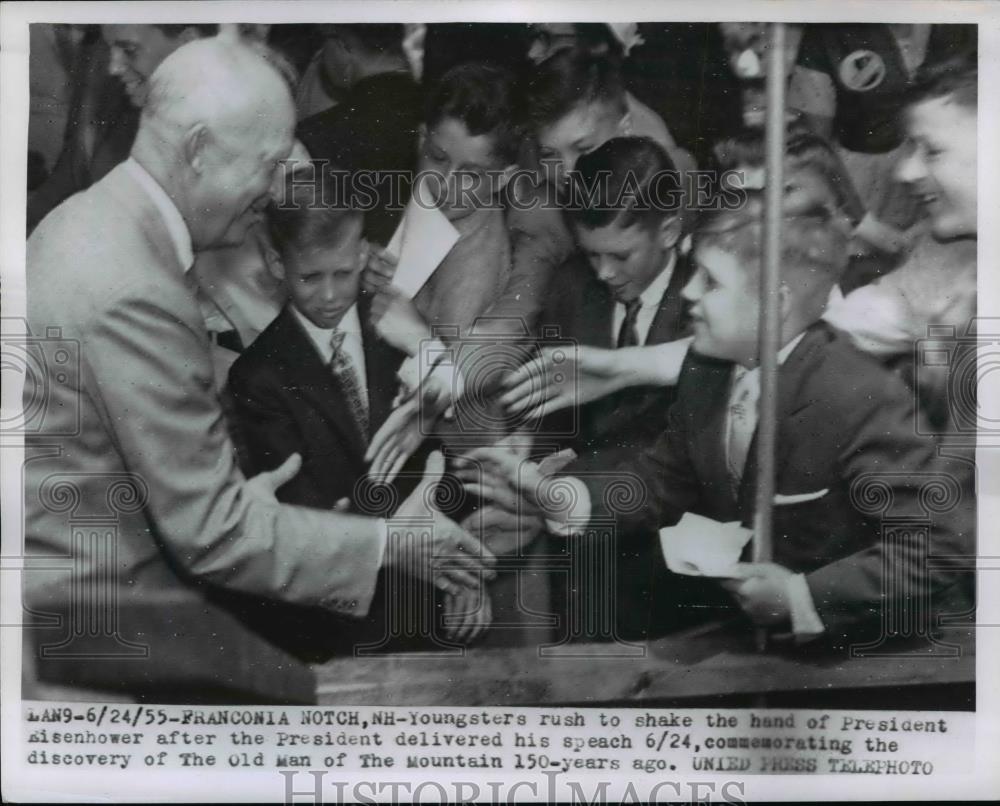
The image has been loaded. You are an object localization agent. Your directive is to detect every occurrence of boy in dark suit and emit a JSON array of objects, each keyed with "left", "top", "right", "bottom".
[
  {"left": 526, "top": 136, "right": 695, "bottom": 638},
  {"left": 228, "top": 170, "right": 489, "bottom": 651},
  {"left": 229, "top": 175, "right": 402, "bottom": 510},
  {"left": 536, "top": 136, "right": 694, "bottom": 463},
  {"left": 462, "top": 193, "right": 974, "bottom": 646}
]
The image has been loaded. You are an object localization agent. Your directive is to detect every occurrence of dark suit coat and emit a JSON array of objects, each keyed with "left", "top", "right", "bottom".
[
  {"left": 297, "top": 72, "right": 422, "bottom": 246},
  {"left": 25, "top": 163, "right": 385, "bottom": 622},
  {"left": 539, "top": 250, "right": 694, "bottom": 462},
  {"left": 227, "top": 302, "right": 408, "bottom": 512},
  {"left": 578, "top": 321, "right": 975, "bottom": 640}
]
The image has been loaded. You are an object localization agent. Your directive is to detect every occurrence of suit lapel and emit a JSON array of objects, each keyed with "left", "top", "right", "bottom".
[
  {"left": 277, "top": 307, "right": 369, "bottom": 463},
  {"left": 736, "top": 323, "right": 830, "bottom": 518},
  {"left": 645, "top": 251, "right": 694, "bottom": 345}
]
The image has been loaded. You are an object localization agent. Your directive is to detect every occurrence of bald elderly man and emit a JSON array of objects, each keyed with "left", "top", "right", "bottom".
[{"left": 24, "top": 39, "right": 493, "bottom": 653}]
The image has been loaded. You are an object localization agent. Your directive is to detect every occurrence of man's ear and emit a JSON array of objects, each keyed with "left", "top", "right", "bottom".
[
  {"left": 657, "top": 214, "right": 683, "bottom": 251},
  {"left": 260, "top": 233, "right": 285, "bottom": 282},
  {"left": 777, "top": 282, "right": 793, "bottom": 321},
  {"left": 417, "top": 123, "right": 427, "bottom": 153},
  {"left": 183, "top": 123, "right": 210, "bottom": 174}
]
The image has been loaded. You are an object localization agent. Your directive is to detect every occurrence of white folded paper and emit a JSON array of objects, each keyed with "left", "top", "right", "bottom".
[
  {"left": 385, "top": 178, "right": 460, "bottom": 298},
  {"left": 658, "top": 512, "right": 752, "bottom": 577}
]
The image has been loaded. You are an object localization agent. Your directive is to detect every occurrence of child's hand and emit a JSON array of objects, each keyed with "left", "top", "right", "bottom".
[
  {"left": 722, "top": 562, "right": 794, "bottom": 627},
  {"left": 371, "top": 285, "right": 433, "bottom": 356},
  {"left": 443, "top": 586, "right": 493, "bottom": 643},
  {"left": 363, "top": 248, "right": 398, "bottom": 295}
]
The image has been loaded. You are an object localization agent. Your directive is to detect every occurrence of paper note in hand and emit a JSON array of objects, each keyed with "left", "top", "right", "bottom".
[
  {"left": 385, "top": 180, "right": 460, "bottom": 298},
  {"left": 658, "top": 513, "right": 752, "bottom": 577}
]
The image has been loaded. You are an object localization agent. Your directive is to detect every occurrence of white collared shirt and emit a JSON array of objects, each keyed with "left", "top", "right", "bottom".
[
  {"left": 610, "top": 250, "right": 677, "bottom": 346},
  {"left": 122, "top": 157, "right": 194, "bottom": 273},
  {"left": 292, "top": 304, "right": 368, "bottom": 402},
  {"left": 723, "top": 331, "right": 808, "bottom": 467}
]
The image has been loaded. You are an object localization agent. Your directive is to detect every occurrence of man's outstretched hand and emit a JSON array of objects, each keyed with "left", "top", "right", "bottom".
[{"left": 386, "top": 450, "right": 497, "bottom": 596}]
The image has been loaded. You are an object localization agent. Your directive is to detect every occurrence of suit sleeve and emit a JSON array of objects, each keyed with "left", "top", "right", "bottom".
[
  {"left": 227, "top": 359, "right": 334, "bottom": 510},
  {"left": 84, "top": 281, "right": 384, "bottom": 617},
  {"left": 574, "top": 366, "right": 704, "bottom": 535},
  {"left": 804, "top": 368, "right": 975, "bottom": 638},
  {"left": 484, "top": 180, "right": 575, "bottom": 336}
]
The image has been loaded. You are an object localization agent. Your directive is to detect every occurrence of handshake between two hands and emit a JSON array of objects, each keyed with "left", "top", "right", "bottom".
[{"left": 244, "top": 449, "right": 498, "bottom": 643}]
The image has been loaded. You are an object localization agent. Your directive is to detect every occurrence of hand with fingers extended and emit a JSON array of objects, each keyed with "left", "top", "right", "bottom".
[
  {"left": 371, "top": 284, "right": 433, "bottom": 357},
  {"left": 385, "top": 450, "right": 497, "bottom": 596},
  {"left": 453, "top": 445, "right": 588, "bottom": 529},
  {"left": 500, "top": 340, "right": 693, "bottom": 420},
  {"left": 442, "top": 585, "right": 493, "bottom": 643},
  {"left": 366, "top": 375, "right": 452, "bottom": 484},
  {"left": 362, "top": 246, "right": 398, "bottom": 295},
  {"left": 719, "top": 562, "right": 794, "bottom": 627}
]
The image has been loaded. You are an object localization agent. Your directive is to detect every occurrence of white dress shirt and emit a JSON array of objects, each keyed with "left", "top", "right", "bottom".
[
  {"left": 123, "top": 157, "right": 194, "bottom": 273},
  {"left": 611, "top": 250, "right": 677, "bottom": 346},
  {"left": 292, "top": 304, "right": 368, "bottom": 404}
]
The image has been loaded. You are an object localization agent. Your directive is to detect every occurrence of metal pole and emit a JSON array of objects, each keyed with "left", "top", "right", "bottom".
[{"left": 752, "top": 22, "right": 787, "bottom": 651}]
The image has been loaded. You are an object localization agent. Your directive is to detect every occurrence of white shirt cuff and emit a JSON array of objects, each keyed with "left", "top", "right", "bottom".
[
  {"left": 543, "top": 477, "right": 592, "bottom": 537},
  {"left": 787, "top": 572, "right": 826, "bottom": 641},
  {"left": 374, "top": 517, "right": 389, "bottom": 570},
  {"left": 396, "top": 339, "right": 464, "bottom": 402}
]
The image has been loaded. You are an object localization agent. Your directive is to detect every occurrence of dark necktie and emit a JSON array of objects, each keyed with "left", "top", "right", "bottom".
[
  {"left": 330, "top": 330, "right": 369, "bottom": 439},
  {"left": 617, "top": 299, "right": 642, "bottom": 348}
]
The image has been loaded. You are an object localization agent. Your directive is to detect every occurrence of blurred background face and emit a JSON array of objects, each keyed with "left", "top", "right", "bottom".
[
  {"left": 683, "top": 245, "right": 760, "bottom": 365},
  {"left": 575, "top": 219, "right": 672, "bottom": 304},
  {"left": 418, "top": 118, "right": 508, "bottom": 221},
  {"left": 536, "top": 101, "right": 621, "bottom": 189},
  {"left": 283, "top": 219, "right": 366, "bottom": 329},
  {"left": 102, "top": 25, "right": 188, "bottom": 107},
  {"left": 897, "top": 96, "right": 978, "bottom": 240}
]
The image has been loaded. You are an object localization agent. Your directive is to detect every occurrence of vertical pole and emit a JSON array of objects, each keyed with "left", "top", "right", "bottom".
[{"left": 752, "top": 22, "right": 787, "bottom": 652}]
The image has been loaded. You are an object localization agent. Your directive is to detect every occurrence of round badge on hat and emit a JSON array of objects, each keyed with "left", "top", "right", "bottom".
[{"left": 838, "top": 49, "right": 887, "bottom": 92}]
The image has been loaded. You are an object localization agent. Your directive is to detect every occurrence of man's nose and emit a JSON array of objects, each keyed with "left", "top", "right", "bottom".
[
  {"left": 596, "top": 258, "right": 617, "bottom": 283},
  {"left": 108, "top": 47, "right": 126, "bottom": 76},
  {"left": 681, "top": 274, "right": 702, "bottom": 303},
  {"left": 320, "top": 279, "right": 338, "bottom": 302},
  {"left": 895, "top": 149, "right": 924, "bottom": 185}
]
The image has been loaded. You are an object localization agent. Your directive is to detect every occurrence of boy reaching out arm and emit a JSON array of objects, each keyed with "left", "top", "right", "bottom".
[{"left": 458, "top": 194, "right": 974, "bottom": 645}]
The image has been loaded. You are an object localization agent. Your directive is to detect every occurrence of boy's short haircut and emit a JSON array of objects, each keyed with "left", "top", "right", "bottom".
[
  {"left": 425, "top": 61, "right": 522, "bottom": 165},
  {"left": 907, "top": 55, "right": 977, "bottom": 111},
  {"left": 564, "top": 136, "right": 680, "bottom": 231},
  {"left": 694, "top": 192, "right": 849, "bottom": 291},
  {"left": 268, "top": 165, "right": 363, "bottom": 256},
  {"left": 519, "top": 48, "right": 626, "bottom": 132}
]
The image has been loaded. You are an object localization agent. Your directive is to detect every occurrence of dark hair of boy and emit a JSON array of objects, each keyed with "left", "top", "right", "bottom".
[
  {"left": 267, "top": 166, "right": 363, "bottom": 257},
  {"left": 319, "top": 23, "right": 405, "bottom": 56},
  {"left": 694, "top": 191, "right": 850, "bottom": 300},
  {"left": 906, "top": 55, "right": 977, "bottom": 110},
  {"left": 564, "top": 136, "right": 680, "bottom": 231},
  {"left": 154, "top": 24, "right": 219, "bottom": 38},
  {"left": 518, "top": 47, "right": 626, "bottom": 133},
  {"left": 425, "top": 61, "right": 522, "bottom": 165}
]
